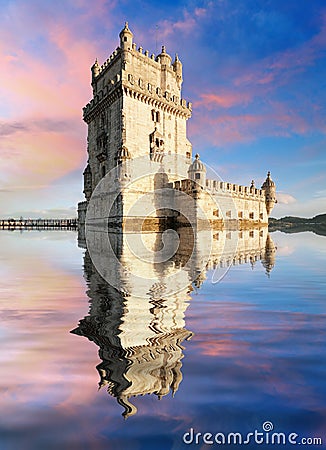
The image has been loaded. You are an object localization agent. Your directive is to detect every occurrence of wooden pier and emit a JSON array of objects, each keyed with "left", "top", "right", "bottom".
[{"left": 0, "top": 218, "right": 77, "bottom": 230}]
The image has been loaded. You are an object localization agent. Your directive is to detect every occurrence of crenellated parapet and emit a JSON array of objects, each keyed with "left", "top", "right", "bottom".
[
  {"left": 172, "top": 177, "right": 266, "bottom": 201},
  {"left": 205, "top": 179, "right": 265, "bottom": 200}
]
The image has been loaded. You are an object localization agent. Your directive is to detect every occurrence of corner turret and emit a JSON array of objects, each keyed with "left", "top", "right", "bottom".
[
  {"left": 91, "top": 59, "right": 100, "bottom": 81},
  {"left": 119, "top": 22, "right": 133, "bottom": 51},
  {"left": 261, "top": 171, "right": 277, "bottom": 216},
  {"left": 172, "top": 54, "right": 183, "bottom": 89}
]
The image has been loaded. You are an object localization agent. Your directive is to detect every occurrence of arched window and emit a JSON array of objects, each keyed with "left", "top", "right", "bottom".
[{"left": 102, "top": 166, "right": 106, "bottom": 178}]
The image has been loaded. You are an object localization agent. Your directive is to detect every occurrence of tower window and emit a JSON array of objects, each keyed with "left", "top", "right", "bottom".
[
  {"left": 151, "top": 110, "right": 160, "bottom": 123},
  {"left": 195, "top": 173, "right": 201, "bottom": 180},
  {"left": 249, "top": 212, "right": 254, "bottom": 219},
  {"left": 124, "top": 36, "right": 127, "bottom": 42}
]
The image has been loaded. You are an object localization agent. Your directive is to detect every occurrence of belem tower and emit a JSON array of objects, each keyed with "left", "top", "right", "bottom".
[{"left": 77, "top": 23, "right": 277, "bottom": 231}]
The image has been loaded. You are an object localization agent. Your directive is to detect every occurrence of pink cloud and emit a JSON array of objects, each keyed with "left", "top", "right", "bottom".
[
  {"left": 195, "top": 91, "right": 251, "bottom": 109},
  {"left": 0, "top": 7, "right": 103, "bottom": 189},
  {"left": 190, "top": 113, "right": 264, "bottom": 145}
]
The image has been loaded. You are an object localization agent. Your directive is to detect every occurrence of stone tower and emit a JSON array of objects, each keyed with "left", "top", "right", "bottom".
[
  {"left": 79, "top": 22, "right": 193, "bottom": 218},
  {"left": 261, "top": 171, "right": 277, "bottom": 216}
]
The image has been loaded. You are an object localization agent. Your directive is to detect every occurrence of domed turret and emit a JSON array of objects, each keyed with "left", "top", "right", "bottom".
[
  {"left": 261, "top": 171, "right": 277, "bottom": 216},
  {"left": 188, "top": 153, "right": 206, "bottom": 187},
  {"left": 119, "top": 22, "right": 133, "bottom": 51},
  {"left": 157, "top": 45, "right": 172, "bottom": 67}
]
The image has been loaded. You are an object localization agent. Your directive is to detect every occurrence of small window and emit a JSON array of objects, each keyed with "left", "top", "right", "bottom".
[
  {"left": 213, "top": 209, "right": 219, "bottom": 217},
  {"left": 238, "top": 211, "right": 243, "bottom": 218},
  {"left": 226, "top": 210, "right": 232, "bottom": 218},
  {"left": 156, "top": 111, "right": 160, "bottom": 122},
  {"left": 249, "top": 212, "right": 254, "bottom": 219},
  {"left": 186, "top": 152, "right": 191, "bottom": 159},
  {"left": 259, "top": 213, "right": 263, "bottom": 219},
  {"left": 102, "top": 166, "right": 106, "bottom": 178},
  {"left": 124, "top": 37, "right": 127, "bottom": 42},
  {"left": 195, "top": 173, "right": 201, "bottom": 180},
  {"left": 249, "top": 231, "right": 254, "bottom": 238}
]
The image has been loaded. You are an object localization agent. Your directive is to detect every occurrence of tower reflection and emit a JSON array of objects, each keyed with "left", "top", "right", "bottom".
[{"left": 72, "top": 228, "right": 276, "bottom": 417}]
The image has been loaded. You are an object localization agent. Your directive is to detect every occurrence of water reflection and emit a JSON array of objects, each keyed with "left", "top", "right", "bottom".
[{"left": 72, "top": 227, "right": 276, "bottom": 417}]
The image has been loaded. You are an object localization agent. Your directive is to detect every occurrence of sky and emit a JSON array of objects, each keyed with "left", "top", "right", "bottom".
[{"left": 0, "top": 0, "right": 325, "bottom": 219}]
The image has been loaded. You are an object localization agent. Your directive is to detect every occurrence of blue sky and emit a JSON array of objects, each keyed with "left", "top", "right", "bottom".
[{"left": 0, "top": 0, "right": 325, "bottom": 218}]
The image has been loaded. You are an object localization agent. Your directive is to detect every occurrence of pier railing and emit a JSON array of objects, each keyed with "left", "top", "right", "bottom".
[{"left": 0, "top": 218, "right": 77, "bottom": 229}]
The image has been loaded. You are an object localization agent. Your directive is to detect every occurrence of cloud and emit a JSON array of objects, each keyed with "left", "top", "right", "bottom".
[
  {"left": 0, "top": 122, "right": 27, "bottom": 136},
  {"left": 276, "top": 192, "right": 297, "bottom": 205},
  {"left": 190, "top": 112, "right": 265, "bottom": 146},
  {"left": 155, "top": 4, "right": 210, "bottom": 41},
  {"left": 273, "top": 196, "right": 326, "bottom": 218},
  {"left": 234, "top": 11, "right": 326, "bottom": 89},
  {"left": 195, "top": 91, "right": 251, "bottom": 109}
]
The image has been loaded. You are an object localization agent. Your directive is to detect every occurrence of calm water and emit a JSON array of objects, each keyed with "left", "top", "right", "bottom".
[{"left": 0, "top": 229, "right": 325, "bottom": 449}]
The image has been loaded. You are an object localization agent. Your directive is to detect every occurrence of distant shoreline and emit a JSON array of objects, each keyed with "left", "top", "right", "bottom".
[{"left": 269, "top": 214, "right": 326, "bottom": 237}]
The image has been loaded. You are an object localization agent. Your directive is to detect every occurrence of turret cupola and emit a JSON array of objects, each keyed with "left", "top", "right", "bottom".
[
  {"left": 119, "top": 22, "right": 133, "bottom": 50},
  {"left": 188, "top": 153, "right": 206, "bottom": 187},
  {"left": 157, "top": 45, "right": 172, "bottom": 67},
  {"left": 262, "top": 171, "right": 275, "bottom": 189}
]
